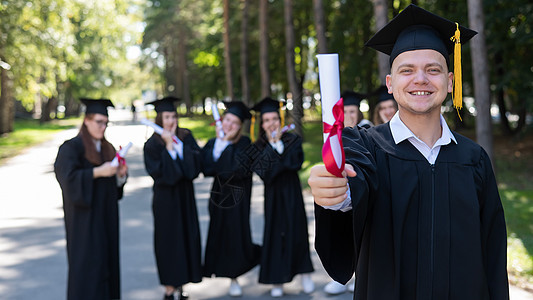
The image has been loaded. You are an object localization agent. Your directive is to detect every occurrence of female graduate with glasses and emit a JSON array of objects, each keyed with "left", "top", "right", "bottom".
[
  {"left": 143, "top": 97, "right": 203, "bottom": 300},
  {"left": 250, "top": 97, "right": 314, "bottom": 298},
  {"left": 201, "top": 101, "right": 261, "bottom": 297},
  {"left": 54, "top": 98, "right": 128, "bottom": 300}
]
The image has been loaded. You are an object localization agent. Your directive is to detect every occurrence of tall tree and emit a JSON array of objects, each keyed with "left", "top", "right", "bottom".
[
  {"left": 0, "top": 56, "right": 13, "bottom": 134},
  {"left": 313, "top": 0, "right": 328, "bottom": 54},
  {"left": 468, "top": 0, "right": 494, "bottom": 161},
  {"left": 283, "top": 0, "right": 303, "bottom": 137},
  {"left": 259, "top": 0, "right": 271, "bottom": 98},
  {"left": 240, "top": 0, "right": 251, "bottom": 104},
  {"left": 223, "top": 0, "right": 234, "bottom": 100},
  {"left": 372, "top": 0, "right": 390, "bottom": 84}
]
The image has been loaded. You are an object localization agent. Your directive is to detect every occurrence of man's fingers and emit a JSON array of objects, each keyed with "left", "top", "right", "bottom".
[
  {"left": 310, "top": 185, "right": 348, "bottom": 199},
  {"left": 308, "top": 175, "right": 347, "bottom": 189},
  {"left": 344, "top": 164, "right": 357, "bottom": 177},
  {"left": 314, "top": 193, "right": 348, "bottom": 207}
]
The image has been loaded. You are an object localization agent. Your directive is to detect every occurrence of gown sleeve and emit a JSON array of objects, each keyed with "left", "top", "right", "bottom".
[
  {"left": 314, "top": 127, "right": 378, "bottom": 284},
  {"left": 54, "top": 140, "right": 94, "bottom": 209},
  {"left": 477, "top": 149, "right": 509, "bottom": 299},
  {"left": 201, "top": 139, "right": 217, "bottom": 177},
  {"left": 254, "top": 134, "right": 303, "bottom": 184},
  {"left": 181, "top": 132, "right": 202, "bottom": 180},
  {"left": 144, "top": 136, "right": 187, "bottom": 185}
]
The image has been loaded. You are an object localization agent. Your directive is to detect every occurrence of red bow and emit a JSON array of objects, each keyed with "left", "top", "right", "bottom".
[
  {"left": 322, "top": 97, "right": 345, "bottom": 177},
  {"left": 115, "top": 146, "right": 126, "bottom": 165}
]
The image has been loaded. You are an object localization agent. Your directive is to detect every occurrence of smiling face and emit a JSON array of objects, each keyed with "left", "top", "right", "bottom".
[
  {"left": 378, "top": 99, "right": 397, "bottom": 123},
  {"left": 344, "top": 105, "right": 360, "bottom": 128},
  {"left": 161, "top": 111, "right": 178, "bottom": 131},
  {"left": 261, "top": 111, "right": 281, "bottom": 135},
  {"left": 84, "top": 113, "right": 108, "bottom": 140},
  {"left": 222, "top": 112, "right": 242, "bottom": 135},
  {"left": 386, "top": 49, "right": 453, "bottom": 118}
]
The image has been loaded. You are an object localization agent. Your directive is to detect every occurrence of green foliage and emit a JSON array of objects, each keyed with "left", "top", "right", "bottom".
[{"left": 0, "top": 118, "right": 79, "bottom": 163}]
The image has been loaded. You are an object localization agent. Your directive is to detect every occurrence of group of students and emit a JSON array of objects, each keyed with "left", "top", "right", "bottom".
[
  {"left": 54, "top": 4, "right": 510, "bottom": 300},
  {"left": 54, "top": 96, "right": 317, "bottom": 300}
]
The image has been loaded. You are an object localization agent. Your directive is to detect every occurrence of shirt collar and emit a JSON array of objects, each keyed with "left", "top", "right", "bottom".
[{"left": 389, "top": 111, "right": 457, "bottom": 146}]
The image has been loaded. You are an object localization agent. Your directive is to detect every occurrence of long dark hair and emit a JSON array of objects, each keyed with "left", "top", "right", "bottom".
[
  {"left": 255, "top": 111, "right": 281, "bottom": 147},
  {"left": 78, "top": 114, "right": 115, "bottom": 166}
]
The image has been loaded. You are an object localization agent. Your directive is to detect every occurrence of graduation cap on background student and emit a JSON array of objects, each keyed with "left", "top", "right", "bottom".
[
  {"left": 365, "top": 4, "right": 477, "bottom": 111},
  {"left": 374, "top": 85, "right": 396, "bottom": 104},
  {"left": 341, "top": 91, "right": 366, "bottom": 107},
  {"left": 147, "top": 96, "right": 180, "bottom": 113},
  {"left": 223, "top": 101, "right": 252, "bottom": 122},
  {"left": 80, "top": 98, "right": 114, "bottom": 116}
]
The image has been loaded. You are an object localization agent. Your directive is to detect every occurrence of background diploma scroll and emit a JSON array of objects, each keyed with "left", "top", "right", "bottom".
[
  {"left": 317, "top": 54, "right": 345, "bottom": 177},
  {"left": 110, "top": 142, "right": 132, "bottom": 167},
  {"left": 140, "top": 119, "right": 183, "bottom": 151},
  {"left": 211, "top": 103, "right": 225, "bottom": 139}
]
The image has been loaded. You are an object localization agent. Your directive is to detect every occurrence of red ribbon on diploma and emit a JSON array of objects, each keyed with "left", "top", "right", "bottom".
[
  {"left": 115, "top": 146, "right": 126, "bottom": 166},
  {"left": 322, "top": 97, "right": 345, "bottom": 177}
]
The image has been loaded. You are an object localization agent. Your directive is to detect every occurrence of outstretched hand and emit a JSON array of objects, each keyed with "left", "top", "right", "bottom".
[{"left": 308, "top": 164, "right": 356, "bottom": 207}]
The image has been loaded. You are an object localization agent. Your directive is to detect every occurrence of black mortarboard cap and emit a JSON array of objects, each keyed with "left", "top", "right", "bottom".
[
  {"left": 365, "top": 4, "right": 477, "bottom": 66},
  {"left": 223, "top": 101, "right": 252, "bottom": 121},
  {"left": 147, "top": 96, "right": 180, "bottom": 113},
  {"left": 341, "top": 91, "right": 365, "bottom": 107},
  {"left": 251, "top": 97, "right": 283, "bottom": 115},
  {"left": 80, "top": 98, "right": 114, "bottom": 116},
  {"left": 375, "top": 85, "right": 396, "bottom": 104}
]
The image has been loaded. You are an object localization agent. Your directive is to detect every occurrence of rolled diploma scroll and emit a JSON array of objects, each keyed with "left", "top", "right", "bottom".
[
  {"left": 140, "top": 119, "right": 183, "bottom": 152},
  {"left": 110, "top": 142, "right": 133, "bottom": 167},
  {"left": 211, "top": 103, "right": 225, "bottom": 139},
  {"left": 317, "top": 54, "right": 344, "bottom": 171},
  {"left": 271, "top": 123, "right": 296, "bottom": 138}
]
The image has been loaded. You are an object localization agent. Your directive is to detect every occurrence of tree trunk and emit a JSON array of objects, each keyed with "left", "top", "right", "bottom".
[
  {"left": 223, "top": 0, "right": 234, "bottom": 100},
  {"left": 178, "top": 27, "right": 191, "bottom": 114},
  {"left": 259, "top": 0, "right": 271, "bottom": 98},
  {"left": 468, "top": 0, "right": 494, "bottom": 162},
  {"left": 283, "top": 0, "right": 303, "bottom": 138},
  {"left": 372, "top": 0, "right": 389, "bottom": 84},
  {"left": 240, "top": 0, "right": 250, "bottom": 105},
  {"left": 313, "top": 0, "right": 327, "bottom": 54},
  {"left": 0, "top": 60, "right": 14, "bottom": 134}
]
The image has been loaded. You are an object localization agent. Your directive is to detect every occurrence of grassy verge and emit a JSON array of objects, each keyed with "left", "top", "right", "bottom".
[
  {"left": 492, "top": 133, "right": 533, "bottom": 290},
  {"left": 0, "top": 118, "right": 80, "bottom": 164}
]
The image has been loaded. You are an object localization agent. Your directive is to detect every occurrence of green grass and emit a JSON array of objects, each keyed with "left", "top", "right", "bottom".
[
  {"left": 494, "top": 146, "right": 533, "bottom": 288},
  {"left": 179, "top": 115, "right": 216, "bottom": 145},
  {"left": 0, "top": 118, "right": 80, "bottom": 164}
]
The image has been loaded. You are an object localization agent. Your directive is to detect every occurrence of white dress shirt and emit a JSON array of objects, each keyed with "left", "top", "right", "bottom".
[{"left": 323, "top": 112, "right": 457, "bottom": 212}]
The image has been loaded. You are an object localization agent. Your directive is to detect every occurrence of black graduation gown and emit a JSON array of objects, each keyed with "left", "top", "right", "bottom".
[
  {"left": 143, "top": 130, "right": 203, "bottom": 287},
  {"left": 201, "top": 136, "right": 261, "bottom": 278},
  {"left": 252, "top": 133, "right": 314, "bottom": 284},
  {"left": 315, "top": 124, "right": 509, "bottom": 300},
  {"left": 54, "top": 136, "right": 124, "bottom": 300}
]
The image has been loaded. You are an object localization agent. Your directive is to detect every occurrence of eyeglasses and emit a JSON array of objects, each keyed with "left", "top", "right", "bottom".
[{"left": 93, "top": 119, "right": 109, "bottom": 127}]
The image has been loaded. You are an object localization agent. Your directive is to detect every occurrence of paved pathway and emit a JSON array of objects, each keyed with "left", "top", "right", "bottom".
[{"left": 0, "top": 110, "right": 531, "bottom": 299}]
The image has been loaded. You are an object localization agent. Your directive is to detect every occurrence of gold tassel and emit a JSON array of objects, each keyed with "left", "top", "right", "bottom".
[
  {"left": 279, "top": 101, "right": 285, "bottom": 128},
  {"left": 250, "top": 114, "right": 255, "bottom": 143},
  {"left": 451, "top": 22, "right": 463, "bottom": 120}
]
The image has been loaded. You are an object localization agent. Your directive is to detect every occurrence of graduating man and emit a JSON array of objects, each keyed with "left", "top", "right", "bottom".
[{"left": 309, "top": 4, "right": 509, "bottom": 300}]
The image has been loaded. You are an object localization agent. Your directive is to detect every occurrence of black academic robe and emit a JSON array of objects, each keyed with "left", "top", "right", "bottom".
[
  {"left": 143, "top": 130, "right": 203, "bottom": 287},
  {"left": 201, "top": 136, "right": 261, "bottom": 278},
  {"left": 253, "top": 133, "right": 314, "bottom": 284},
  {"left": 315, "top": 124, "right": 509, "bottom": 300},
  {"left": 54, "top": 136, "right": 124, "bottom": 300}
]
